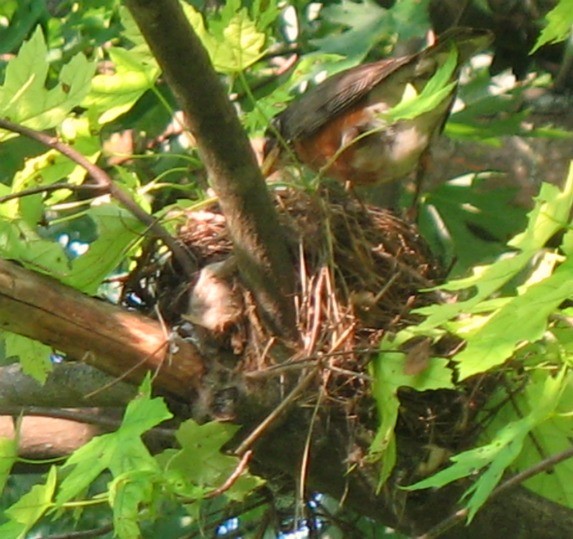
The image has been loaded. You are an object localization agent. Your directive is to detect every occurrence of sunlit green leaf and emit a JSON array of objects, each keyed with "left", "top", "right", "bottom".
[
  {"left": 5, "top": 333, "right": 52, "bottom": 383},
  {"left": 56, "top": 379, "right": 171, "bottom": 505},
  {"left": 84, "top": 46, "right": 160, "bottom": 125},
  {"left": 416, "top": 163, "right": 573, "bottom": 332},
  {"left": 66, "top": 205, "right": 144, "bottom": 294},
  {"left": 405, "top": 370, "right": 567, "bottom": 521},
  {"left": 110, "top": 470, "right": 156, "bottom": 539},
  {"left": 455, "top": 257, "right": 573, "bottom": 379},
  {"left": 182, "top": 3, "right": 265, "bottom": 73},
  {"left": 160, "top": 419, "right": 264, "bottom": 501},
  {"left": 0, "top": 435, "right": 18, "bottom": 493},
  {"left": 383, "top": 48, "right": 457, "bottom": 123},
  {"left": 0, "top": 27, "right": 95, "bottom": 135},
  {"left": 0, "top": 218, "right": 70, "bottom": 276},
  {"left": 532, "top": 0, "right": 573, "bottom": 52},
  {"left": 369, "top": 330, "right": 454, "bottom": 487},
  {"left": 0, "top": 466, "right": 57, "bottom": 538},
  {"left": 510, "top": 164, "right": 573, "bottom": 251}
]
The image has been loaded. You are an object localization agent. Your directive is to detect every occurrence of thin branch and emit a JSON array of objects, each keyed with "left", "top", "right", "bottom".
[
  {"left": 418, "top": 445, "right": 573, "bottom": 539},
  {"left": 0, "top": 182, "right": 100, "bottom": 203},
  {"left": 0, "top": 405, "right": 176, "bottom": 441},
  {"left": 0, "top": 406, "right": 122, "bottom": 429},
  {"left": 234, "top": 367, "right": 319, "bottom": 456},
  {"left": 492, "top": 445, "right": 573, "bottom": 497},
  {"left": 46, "top": 523, "right": 114, "bottom": 539},
  {"left": 0, "top": 118, "right": 195, "bottom": 277},
  {"left": 0, "top": 259, "right": 205, "bottom": 398},
  {"left": 205, "top": 450, "right": 253, "bottom": 499}
]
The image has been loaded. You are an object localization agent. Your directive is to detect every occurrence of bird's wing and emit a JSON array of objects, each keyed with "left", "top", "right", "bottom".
[
  {"left": 269, "top": 27, "right": 492, "bottom": 143},
  {"left": 272, "top": 55, "right": 413, "bottom": 141}
]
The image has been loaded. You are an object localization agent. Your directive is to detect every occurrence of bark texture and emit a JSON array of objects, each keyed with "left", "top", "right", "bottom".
[
  {"left": 0, "top": 259, "right": 204, "bottom": 398},
  {"left": 126, "top": 0, "right": 297, "bottom": 341},
  {"left": 1, "top": 259, "right": 571, "bottom": 537}
]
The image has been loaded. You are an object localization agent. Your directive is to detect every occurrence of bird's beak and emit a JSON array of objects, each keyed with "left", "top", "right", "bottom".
[
  {"left": 261, "top": 141, "right": 281, "bottom": 177},
  {"left": 440, "top": 27, "right": 494, "bottom": 62}
]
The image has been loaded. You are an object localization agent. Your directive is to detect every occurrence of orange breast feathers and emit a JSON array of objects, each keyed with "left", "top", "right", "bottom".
[
  {"left": 290, "top": 95, "right": 452, "bottom": 186},
  {"left": 262, "top": 28, "right": 493, "bottom": 186}
]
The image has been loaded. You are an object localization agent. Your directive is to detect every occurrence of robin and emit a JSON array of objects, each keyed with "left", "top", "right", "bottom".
[{"left": 262, "top": 28, "right": 493, "bottom": 191}]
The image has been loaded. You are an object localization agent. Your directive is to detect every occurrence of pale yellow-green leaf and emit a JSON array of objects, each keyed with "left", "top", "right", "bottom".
[
  {"left": 5, "top": 333, "right": 52, "bottom": 384},
  {"left": 405, "top": 370, "right": 568, "bottom": 521},
  {"left": 84, "top": 46, "right": 159, "bottom": 125},
  {"left": 369, "top": 331, "right": 454, "bottom": 487},
  {"left": 0, "top": 436, "right": 18, "bottom": 493},
  {"left": 0, "top": 27, "right": 95, "bottom": 135},
  {"left": 455, "top": 257, "right": 573, "bottom": 380},
  {"left": 182, "top": 4, "right": 265, "bottom": 74},
  {"left": 510, "top": 163, "right": 573, "bottom": 251},
  {"left": 67, "top": 205, "right": 144, "bottom": 294},
  {"left": 0, "top": 466, "right": 57, "bottom": 538}
]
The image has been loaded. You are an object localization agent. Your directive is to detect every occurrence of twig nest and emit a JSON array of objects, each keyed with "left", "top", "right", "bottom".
[
  {"left": 124, "top": 185, "right": 440, "bottom": 369},
  {"left": 123, "top": 186, "right": 445, "bottom": 426},
  {"left": 152, "top": 187, "right": 440, "bottom": 354}
]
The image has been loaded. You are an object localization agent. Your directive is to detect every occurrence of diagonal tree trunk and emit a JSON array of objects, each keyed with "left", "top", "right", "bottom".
[{"left": 125, "top": 0, "right": 297, "bottom": 342}]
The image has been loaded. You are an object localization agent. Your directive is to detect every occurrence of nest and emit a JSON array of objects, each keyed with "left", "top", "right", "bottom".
[
  {"left": 130, "top": 187, "right": 431, "bottom": 381},
  {"left": 122, "top": 186, "right": 488, "bottom": 455}
]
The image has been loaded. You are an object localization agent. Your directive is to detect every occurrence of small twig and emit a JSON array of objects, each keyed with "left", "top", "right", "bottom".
[
  {"left": 0, "top": 182, "right": 100, "bottom": 203},
  {"left": 83, "top": 338, "right": 168, "bottom": 399},
  {"left": 306, "top": 266, "right": 328, "bottom": 354},
  {"left": 417, "top": 508, "right": 468, "bottom": 539},
  {"left": 205, "top": 450, "right": 253, "bottom": 499},
  {"left": 45, "top": 523, "right": 114, "bottom": 539},
  {"left": 234, "top": 367, "right": 319, "bottom": 456},
  {"left": 0, "top": 118, "right": 195, "bottom": 277},
  {"left": 418, "top": 445, "right": 573, "bottom": 539},
  {"left": 325, "top": 365, "right": 371, "bottom": 381},
  {"left": 244, "top": 348, "right": 378, "bottom": 379},
  {"left": 297, "top": 388, "right": 324, "bottom": 526},
  {"left": 491, "top": 445, "right": 573, "bottom": 498}
]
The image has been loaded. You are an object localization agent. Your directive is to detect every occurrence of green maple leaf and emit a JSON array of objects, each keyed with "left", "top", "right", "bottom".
[{"left": 0, "top": 26, "right": 95, "bottom": 135}]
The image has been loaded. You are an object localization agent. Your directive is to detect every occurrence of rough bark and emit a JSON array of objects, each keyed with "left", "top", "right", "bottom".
[
  {"left": 254, "top": 408, "right": 573, "bottom": 538},
  {"left": 125, "top": 0, "right": 297, "bottom": 341},
  {"left": 1, "top": 2, "right": 571, "bottom": 536}
]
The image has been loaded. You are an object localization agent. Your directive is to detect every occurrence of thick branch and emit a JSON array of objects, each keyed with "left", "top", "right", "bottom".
[
  {"left": 0, "top": 363, "right": 135, "bottom": 408},
  {"left": 0, "top": 414, "right": 104, "bottom": 460},
  {"left": 0, "top": 259, "right": 204, "bottom": 398},
  {"left": 125, "top": 0, "right": 297, "bottom": 341},
  {"left": 0, "top": 258, "right": 571, "bottom": 537},
  {"left": 253, "top": 410, "right": 573, "bottom": 538}
]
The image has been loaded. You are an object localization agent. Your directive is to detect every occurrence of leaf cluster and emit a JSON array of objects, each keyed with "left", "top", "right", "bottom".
[
  {"left": 0, "top": 377, "right": 263, "bottom": 538},
  {"left": 371, "top": 162, "right": 573, "bottom": 521}
]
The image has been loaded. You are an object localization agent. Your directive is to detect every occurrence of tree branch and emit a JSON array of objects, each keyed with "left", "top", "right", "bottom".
[
  {"left": 125, "top": 0, "right": 297, "bottom": 341},
  {"left": 0, "top": 259, "right": 204, "bottom": 398},
  {"left": 0, "top": 363, "right": 135, "bottom": 407},
  {"left": 0, "top": 259, "right": 571, "bottom": 537},
  {"left": 0, "top": 414, "right": 104, "bottom": 460},
  {"left": 0, "top": 118, "right": 196, "bottom": 278},
  {"left": 420, "top": 445, "right": 573, "bottom": 538}
]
